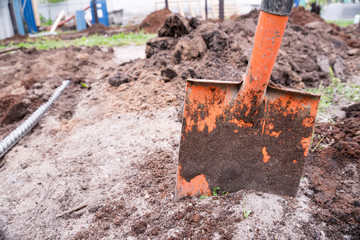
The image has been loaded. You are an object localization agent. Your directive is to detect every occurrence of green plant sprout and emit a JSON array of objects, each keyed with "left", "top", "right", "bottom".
[
  {"left": 80, "top": 83, "right": 88, "bottom": 88},
  {"left": 199, "top": 187, "right": 228, "bottom": 199},
  {"left": 212, "top": 187, "right": 228, "bottom": 197},
  {"left": 243, "top": 205, "right": 252, "bottom": 218},
  {"left": 311, "top": 135, "right": 326, "bottom": 152}
]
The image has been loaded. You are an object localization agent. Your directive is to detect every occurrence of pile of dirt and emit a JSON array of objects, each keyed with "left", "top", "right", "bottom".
[
  {"left": 290, "top": 7, "right": 360, "bottom": 48},
  {"left": 305, "top": 103, "right": 360, "bottom": 239},
  {"left": 79, "top": 23, "right": 109, "bottom": 34},
  {"left": 342, "top": 24, "right": 360, "bottom": 44},
  {"left": 1, "top": 34, "right": 29, "bottom": 46},
  {"left": 289, "top": 6, "right": 324, "bottom": 26},
  {"left": 140, "top": 8, "right": 172, "bottom": 33},
  {"left": 114, "top": 12, "right": 360, "bottom": 93},
  {"left": 0, "top": 46, "right": 116, "bottom": 139}
]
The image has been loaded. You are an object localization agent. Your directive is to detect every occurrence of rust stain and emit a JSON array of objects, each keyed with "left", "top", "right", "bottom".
[
  {"left": 262, "top": 146, "right": 270, "bottom": 163},
  {"left": 176, "top": 166, "right": 211, "bottom": 198}
]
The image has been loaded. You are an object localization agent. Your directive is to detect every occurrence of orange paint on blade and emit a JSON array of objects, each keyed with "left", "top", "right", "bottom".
[
  {"left": 302, "top": 116, "right": 314, "bottom": 127},
  {"left": 293, "top": 160, "right": 298, "bottom": 164},
  {"left": 262, "top": 146, "right": 270, "bottom": 163},
  {"left": 183, "top": 84, "right": 233, "bottom": 133},
  {"left": 301, "top": 136, "right": 312, "bottom": 156},
  {"left": 176, "top": 166, "right": 211, "bottom": 198},
  {"left": 270, "top": 131, "right": 281, "bottom": 138},
  {"left": 229, "top": 118, "right": 253, "bottom": 128}
]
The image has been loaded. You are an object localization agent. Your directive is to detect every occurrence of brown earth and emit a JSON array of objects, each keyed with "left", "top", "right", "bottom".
[
  {"left": 290, "top": 6, "right": 324, "bottom": 25},
  {"left": 1, "top": 34, "right": 29, "bottom": 46},
  {"left": 0, "top": 10, "right": 359, "bottom": 240},
  {"left": 307, "top": 104, "right": 360, "bottom": 239},
  {"left": 290, "top": 7, "right": 360, "bottom": 48},
  {"left": 140, "top": 8, "right": 172, "bottom": 33}
]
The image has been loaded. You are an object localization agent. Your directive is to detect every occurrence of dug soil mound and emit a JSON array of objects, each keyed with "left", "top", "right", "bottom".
[
  {"left": 0, "top": 46, "right": 116, "bottom": 139},
  {"left": 79, "top": 23, "right": 109, "bottom": 35},
  {"left": 116, "top": 12, "right": 359, "bottom": 92},
  {"left": 1, "top": 34, "right": 29, "bottom": 46},
  {"left": 290, "top": 7, "right": 360, "bottom": 48},
  {"left": 307, "top": 103, "right": 360, "bottom": 239},
  {"left": 290, "top": 6, "right": 324, "bottom": 25},
  {"left": 140, "top": 8, "right": 172, "bottom": 33}
]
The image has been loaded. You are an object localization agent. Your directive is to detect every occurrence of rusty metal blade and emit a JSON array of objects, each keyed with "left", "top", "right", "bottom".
[{"left": 175, "top": 79, "right": 320, "bottom": 200}]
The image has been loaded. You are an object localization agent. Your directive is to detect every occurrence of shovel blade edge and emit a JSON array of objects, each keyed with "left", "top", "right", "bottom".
[{"left": 175, "top": 80, "right": 320, "bottom": 200}]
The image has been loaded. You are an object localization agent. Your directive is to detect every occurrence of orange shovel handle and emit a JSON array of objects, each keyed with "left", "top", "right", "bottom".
[{"left": 240, "top": 11, "right": 290, "bottom": 110}]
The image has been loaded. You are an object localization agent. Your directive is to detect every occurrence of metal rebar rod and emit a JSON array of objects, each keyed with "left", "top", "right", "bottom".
[{"left": 0, "top": 80, "right": 70, "bottom": 159}]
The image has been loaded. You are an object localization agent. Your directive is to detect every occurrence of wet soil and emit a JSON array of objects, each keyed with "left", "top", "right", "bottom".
[{"left": 0, "top": 9, "right": 359, "bottom": 240}]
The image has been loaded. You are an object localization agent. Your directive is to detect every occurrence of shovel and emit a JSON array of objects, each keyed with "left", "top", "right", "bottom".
[{"left": 175, "top": 0, "right": 320, "bottom": 200}]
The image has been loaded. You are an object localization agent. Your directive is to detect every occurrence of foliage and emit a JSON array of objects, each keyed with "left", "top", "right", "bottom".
[
  {"left": 40, "top": 15, "right": 53, "bottom": 26},
  {"left": 199, "top": 187, "right": 228, "bottom": 199},
  {"left": 212, "top": 187, "right": 228, "bottom": 197},
  {"left": 0, "top": 32, "right": 155, "bottom": 50},
  {"left": 46, "top": 0, "right": 67, "bottom": 3},
  {"left": 306, "top": 67, "right": 360, "bottom": 122},
  {"left": 326, "top": 20, "right": 354, "bottom": 27}
]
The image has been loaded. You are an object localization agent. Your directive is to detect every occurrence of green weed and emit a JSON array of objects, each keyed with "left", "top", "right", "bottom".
[
  {"left": 212, "top": 187, "right": 228, "bottom": 197},
  {"left": 243, "top": 206, "right": 252, "bottom": 218},
  {"left": 326, "top": 20, "right": 354, "bottom": 28},
  {"left": 0, "top": 32, "right": 155, "bottom": 50},
  {"left": 199, "top": 187, "right": 228, "bottom": 199},
  {"left": 306, "top": 67, "right": 360, "bottom": 122}
]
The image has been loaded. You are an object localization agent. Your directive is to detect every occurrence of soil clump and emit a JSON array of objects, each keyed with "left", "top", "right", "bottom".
[
  {"left": 0, "top": 46, "right": 116, "bottom": 139},
  {"left": 140, "top": 8, "right": 172, "bottom": 33},
  {"left": 117, "top": 11, "right": 360, "bottom": 93},
  {"left": 307, "top": 103, "right": 360, "bottom": 239}
]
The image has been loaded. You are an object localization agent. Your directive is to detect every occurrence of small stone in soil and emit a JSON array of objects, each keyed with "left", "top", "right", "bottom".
[{"left": 108, "top": 73, "right": 131, "bottom": 87}]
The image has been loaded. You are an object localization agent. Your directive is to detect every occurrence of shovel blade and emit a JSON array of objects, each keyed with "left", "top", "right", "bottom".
[{"left": 175, "top": 79, "right": 320, "bottom": 200}]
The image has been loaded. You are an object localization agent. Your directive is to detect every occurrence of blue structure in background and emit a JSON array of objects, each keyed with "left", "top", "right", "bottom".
[
  {"left": 76, "top": 10, "right": 87, "bottom": 31},
  {"left": 91, "top": 0, "right": 109, "bottom": 26},
  {"left": 12, "top": 0, "right": 25, "bottom": 35},
  {"left": 21, "top": 0, "right": 37, "bottom": 33},
  {"left": 293, "top": 0, "right": 301, "bottom": 7}
]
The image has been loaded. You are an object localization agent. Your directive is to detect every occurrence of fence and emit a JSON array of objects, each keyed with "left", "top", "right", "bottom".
[{"left": 0, "top": 0, "right": 14, "bottom": 40}]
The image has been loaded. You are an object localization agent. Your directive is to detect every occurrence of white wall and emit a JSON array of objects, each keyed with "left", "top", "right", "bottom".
[
  {"left": 37, "top": 0, "right": 89, "bottom": 21},
  {"left": 36, "top": 0, "right": 261, "bottom": 25},
  {"left": 0, "top": 0, "right": 14, "bottom": 40}
]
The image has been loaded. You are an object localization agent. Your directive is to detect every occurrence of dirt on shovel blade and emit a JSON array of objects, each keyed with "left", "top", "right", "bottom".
[{"left": 0, "top": 7, "right": 359, "bottom": 240}]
